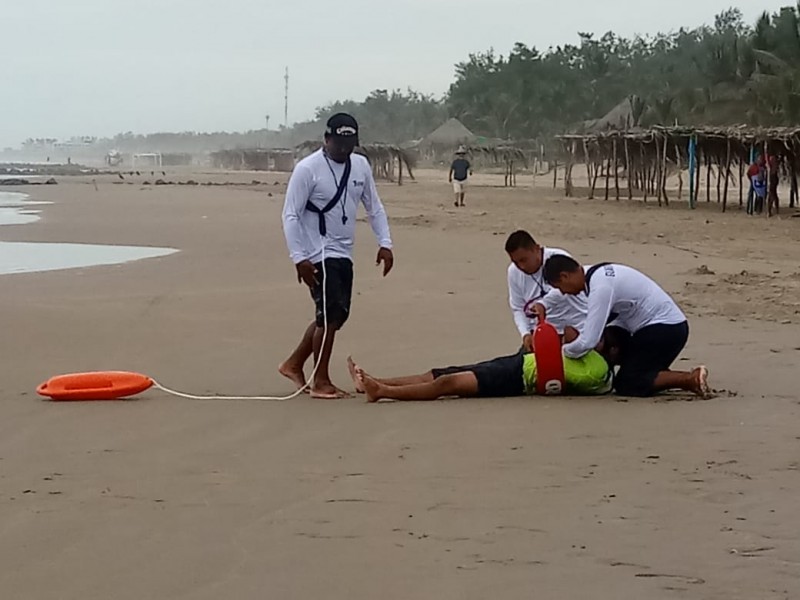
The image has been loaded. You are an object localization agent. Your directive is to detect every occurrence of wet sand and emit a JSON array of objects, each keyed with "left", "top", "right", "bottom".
[{"left": 0, "top": 169, "right": 798, "bottom": 599}]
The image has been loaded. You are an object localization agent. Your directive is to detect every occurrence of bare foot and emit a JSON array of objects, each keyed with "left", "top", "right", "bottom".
[
  {"left": 278, "top": 361, "right": 308, "bottom": 393},
  {"left": 347, "top": 356, "right": 365, "bottom": 394},
  {"left": 310, "top": 380, "right": 352, "bottom": 399},
  {"left": 356, "top": 369, "right": 383, "bottom": 403},
  {"left": 691, "top": 366, "right": 710, "bottom": 398},
  {"left": 334, "top": 384, "right": 352, "bottom": 398}
]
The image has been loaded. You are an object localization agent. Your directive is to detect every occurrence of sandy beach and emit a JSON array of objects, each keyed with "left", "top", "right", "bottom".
[{"left": 1, "top": 168, "right": 799, "bottom": 599}]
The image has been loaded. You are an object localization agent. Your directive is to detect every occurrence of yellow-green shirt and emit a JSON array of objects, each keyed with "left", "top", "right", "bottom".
[{"left": 522, "top": 351, "right": 612, "bottom": 395}]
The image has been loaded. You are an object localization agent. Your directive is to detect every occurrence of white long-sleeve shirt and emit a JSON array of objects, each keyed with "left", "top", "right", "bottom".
[
  {"left": 282, "top": 149, "right": 392, "bottom": 264},
  {"left": 563, "top": 263, "right": 687, "bottom": 358},
  {"left": 507, "top": 247, "right": 588, "bottom": 336}
]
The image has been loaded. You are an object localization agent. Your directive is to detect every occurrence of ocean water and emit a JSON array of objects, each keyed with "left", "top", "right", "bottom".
[
  {"left": 0, "top": 191, "right": 50, "bottom": 225},
  {"left": 0, "top": 241, "right": 178, "bottom": 275},
  {"left": 0, "top": 191, "right": 178, "bottom": 275}
]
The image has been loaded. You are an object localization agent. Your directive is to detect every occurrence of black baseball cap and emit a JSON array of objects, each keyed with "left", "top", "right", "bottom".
[{"left": 325, "top": 113, "right": 359, "bottom": 146}]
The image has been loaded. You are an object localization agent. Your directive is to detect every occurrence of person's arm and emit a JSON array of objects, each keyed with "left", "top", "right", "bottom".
[
  {"left": 468, "top": 160, "right": 473, "bottom": 176},
  {"left": 508, "top": 270, "right": 532, "bottom": 339},
  {"left": 562, "top": 283, "right": 614, "bottom": 358},
  {"left": 282, "top": 165, "right": 313, "bottom": 265},
  {"left": 361, "top": 168, "right": 392, "bottom": 249},
  {"left": 448, "top": 162, "right": 454, "bottom": 182},
  {"left": 361, "top": 167, "right": 394, "bottom": 275}
]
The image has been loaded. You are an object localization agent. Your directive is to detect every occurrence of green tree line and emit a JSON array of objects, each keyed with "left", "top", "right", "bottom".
[
  {"left": 318, "top": 4, "right": 800, "bottom": 143},
  {"left": 19, "top": 4, "right": 800, "bottom": 153}
]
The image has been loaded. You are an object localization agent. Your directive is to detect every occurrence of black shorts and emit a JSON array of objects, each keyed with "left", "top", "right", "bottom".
[
  {"left": 310, "top": 258, "right": 353, "bottom": 328},
  {"left": 432, "top": 353, "right": 525, "bottom": 398},
  {"left": 615, "top": 321, "right": 689, "bottom": 397}
]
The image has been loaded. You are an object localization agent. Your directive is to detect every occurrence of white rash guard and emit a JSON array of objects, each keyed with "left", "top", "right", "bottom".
[
  {"left": 507, "top": 247, "right": 589, "bottom": 336},
  {"left": 282, "top": 148, "right": 392, "bottom": 265},
  {"left": 563, "top": 263, "right": 687, "bottom": 359}
]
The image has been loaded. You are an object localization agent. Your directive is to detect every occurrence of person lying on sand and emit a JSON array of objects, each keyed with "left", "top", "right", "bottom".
[
  {"left": 348, "top": 326, "right": 628, "bottom": 403},
  {"left": 541, "top": 255, "right": 710, "bottom": 399}
]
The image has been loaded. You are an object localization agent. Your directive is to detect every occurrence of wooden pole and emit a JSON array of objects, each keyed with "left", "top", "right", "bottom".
[
  {"left": 613, "top": 139, "right": 620, "bottom": 200},
  {"left": 688, "top": 136, "right": 696, "bottom": 208},
  {"left": 398, "top": 154, "right": 403, "bottom": 186},
  {"left": 716, "top": 153, "right": 723, "bottom": 203},
  {"left": 583, "top": 139, "right": 593, "bottom": 199},
  {"left": 675, "top": 144, "right": 683, "bottom": 201},
  {"left": 655, "top": 136, "right": 663, "bottom": 206},
  {"left": 662, "top": 135, "right": 669, "bottom": 206},
  {"left": 765, "top": 140, "right": 772, "bottom": 217},
  {"left": 553, "top": 159, "right": 558, "bottom": 190},
  {"left": 564, "top": 145, "right": 573, "bottom": 197},
  {"left": 722, "top": 139, "right": 731, "bottom": 213},
  {"left": 604, "top": 151, "right": 611, "bottom": 201},
  {"left": 706, "top": 154, "right": 712, "bottom": 203},
  {"left": 641, "top": 143, "right": 648, "bottom": 203},
  {"left": 738, "top": 155, "right": 744, "bottom": 207},
  {"left": 791, "top": 153, "right": 798, "bottom": 209},
  {"left": 590, "top": 146, "right": 600, "bottom": 198},
  {"left": 695, "top": 146, "right": 702, "bottom": 207},
  {"left": 625, "top": 138, "right": 633, "bottom": 200}
]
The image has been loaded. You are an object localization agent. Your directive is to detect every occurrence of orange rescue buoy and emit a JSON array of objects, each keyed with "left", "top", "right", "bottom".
[{"left": 37, "top": 371, "right": 154, "bottom": 401}]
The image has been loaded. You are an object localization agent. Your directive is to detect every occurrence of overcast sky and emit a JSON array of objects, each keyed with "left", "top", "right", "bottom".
[{"left": 0, "top": 0, "right": 790, "bottom": 147}]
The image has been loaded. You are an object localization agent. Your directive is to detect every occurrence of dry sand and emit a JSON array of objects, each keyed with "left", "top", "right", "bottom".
[{"left": 1, "top": 167, "right": 799, "bottom": 599}]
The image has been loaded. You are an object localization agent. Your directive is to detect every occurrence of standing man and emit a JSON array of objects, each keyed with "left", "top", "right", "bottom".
[
  {"left": 449, "top": 146, "right": 472, "bottom": 207},
  {"left": 505, "top": 230, "right": 587, "bottom": 353},
  {"left": 280, "top": 113, "right": 394, "bottom": 399}
]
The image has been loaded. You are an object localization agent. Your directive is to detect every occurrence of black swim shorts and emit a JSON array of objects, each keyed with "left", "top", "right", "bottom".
[
  {"left": 310, "top": 257, "right": 353, "bottom": 328},
  {"left": 432, "top": 353, "right": 525, "bottom": 398},
  {"left": 615, "top": 321, "right": 689, "bottom": 397}
]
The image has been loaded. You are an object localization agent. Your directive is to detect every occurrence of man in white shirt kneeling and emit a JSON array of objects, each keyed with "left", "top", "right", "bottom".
[
  {"left": 505, "top": 230, "right": 587, "bottom": 353},
  {"left": 542, "top": 254, "right": 710, "bottom": 398}
]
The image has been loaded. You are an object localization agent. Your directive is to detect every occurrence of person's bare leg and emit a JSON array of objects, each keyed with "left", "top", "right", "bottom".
[
  {"left": 310, "top": 323, "right": 350, "bottom": 399},
  {"left": 347, "top": 356, "right": 434, "bottom": 393},
  {"left": 278, "top": 321, "right": 315, "bottom": 392},
  {"left": 376, "top": 372, "right": 436, "bottom": 386},
  {"left": 357, "top": 370, "right": 479, "bottom": 403},
  {"left": 454, "top": 192, "right": 459, "bottom": 207},
  {"left": 653, "top": 366, "right": 709, "bottom": 397},
  {"left": 459, "top": 192, "right": 466, "bottom": 206}
]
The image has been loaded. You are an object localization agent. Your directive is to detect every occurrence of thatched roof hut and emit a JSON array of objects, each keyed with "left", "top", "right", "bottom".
[
  {"left": 417, "top": 118, "right": 478, "bottom": 160},
  {"left": 579, "top": 96, "right": 647, "bottom": 134},
  {"left": 420, "top": 118, "right": 477, "bottom": 146}
]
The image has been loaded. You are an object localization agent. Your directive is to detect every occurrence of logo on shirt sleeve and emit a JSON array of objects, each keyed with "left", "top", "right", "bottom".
[{"left": 603, "top": 265, "right": 616, "bottom": 277}]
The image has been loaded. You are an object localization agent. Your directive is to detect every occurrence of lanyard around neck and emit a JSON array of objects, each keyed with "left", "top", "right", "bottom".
[{"left": 323, "top": 152, "right": 349, "bottom": 226}]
